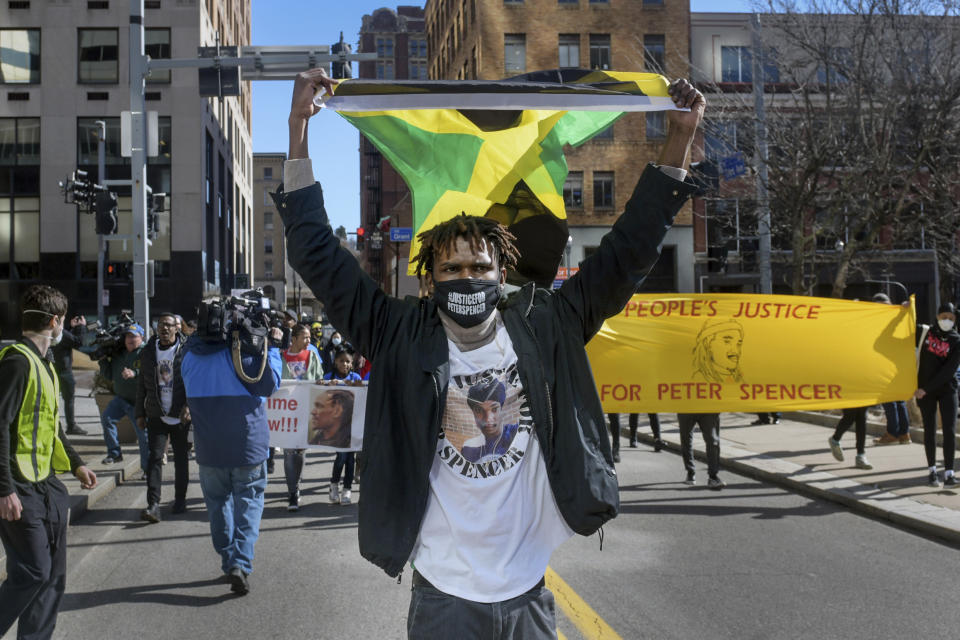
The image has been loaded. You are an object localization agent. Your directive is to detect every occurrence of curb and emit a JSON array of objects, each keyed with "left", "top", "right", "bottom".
[{"left": 631, "top": 429, "right": 960, "bottom": 548}]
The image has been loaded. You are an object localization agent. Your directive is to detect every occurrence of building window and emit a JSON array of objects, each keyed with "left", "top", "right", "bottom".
[
  {"left": 264, "top": 235, "right": 273, "bottom": 254},
  {"left": 504, "top": 0, "right": 523, "bottom": 3},
  {"left": 563, "top": 171, "right": 583, "bottom": 208},
  {"left": 145, "top": 28, "right": 171, "bottom": 84},
  {"left": 264, "top": 211, "right": 273, "bottom": 230},
  {"left": 409, "top": 60, "right": 428, "bottom": 80},
  {"left": 0, "top": 118, "right": 41, "bottom": 278},
  {"left": 643, "top": 34, "right": 665, "bottom": 73},
  {"left": 504, "top": 34, "right": 526, "bottom": 73},
  {"left": 643, "top": 0, "right": 664, "bottom": 4},
  {"left": 721, "top": 46, "right": 751, "bottom": 83},
  {"left": 593, "top": 124, "right": 613, "bottom": 140},
  {"left": 263, "top": 166, "right": 272, "bottom": 179},
  {"left": 376, "top": 36, "right": 394, "bottom": 58},
  {"left": 262, "top": 190, "right": 272, "bottom": 206},
  {"left": 646, "top": 112, "right": 666, "bottom": 140},
  {"left": 593, "top": 171, "right": 614, "bottom": 209},
  {"left": 0, "top": 29, "right": 40, "bottom": 84},
  {"left": 558, "top": 34, "right": 579, "bottom": 68},
  {"left": 264, "top": 259, "right": 273, "bottom": 279},
  {"left": 376, "top": 60, "right": 394, "bottom": 79},
  {"left": 78, "top": 28, "right": 119, "bottom": 84},
  {"left": 409, "top": 38, "right": 427, "bottom": 59},
  {"left": 558, "top": 0, "right": 578, "bottom": 4},
  {"left": 589, "top": 34, "right": 611, "bottom": 70}
]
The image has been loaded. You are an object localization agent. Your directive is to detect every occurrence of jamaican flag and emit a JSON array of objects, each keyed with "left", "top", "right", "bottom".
[{"left": 322, "top": 69, "right": 678, "bottom": 285}]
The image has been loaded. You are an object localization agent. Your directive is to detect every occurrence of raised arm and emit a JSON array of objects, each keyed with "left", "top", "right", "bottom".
[{"left": 556, "top": 79, "right": 704, "bottom": 341}]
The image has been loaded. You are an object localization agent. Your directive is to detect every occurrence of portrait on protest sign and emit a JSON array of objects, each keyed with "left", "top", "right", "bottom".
[
  {"left": 308, "top": 387, "right": 354, "bottom": 448},
  {"left": 692, "top": 319, "right": 745, "bottom": 383}
]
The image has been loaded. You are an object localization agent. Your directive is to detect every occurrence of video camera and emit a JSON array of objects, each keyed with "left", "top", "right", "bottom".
[
  {"left": 195, "top": 289, "right": 289, "bottom": 383},
  {"left": 83, "top": 311, "right": 137, "bottom": 361}
]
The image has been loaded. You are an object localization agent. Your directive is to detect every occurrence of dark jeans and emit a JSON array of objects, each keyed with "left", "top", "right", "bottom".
[
  {"left": 918, "top": 393, "right": 958, "bottom": 469},
  {"left": 678, "top": 413, "right": 721, "bottom": 477},
  {"left": 284, "top": 449, "right": 305, "bottom": 495},
  {"left": 331, "top": 452, "right": 355, "bottom": 490},
  {"left": 882, "top": 401, "right": 910, "bottom": 437},
  {"left": 407, "top": 572, "right": 557, "bottom": 640},
  {"left": 0, "top": 477, "right": 69, "bottom": 640},
  {"left": 58, "top": 372, "right": 76, "bottom": 428},
  {"left": 606, "top": 413, "right": 662, "bottom": 453},
  {"left": 833, "top": 407, "right": 867, "bottom": 454},
  {"left": 146, "top": 418, "right": 190, "bottom": 506}
]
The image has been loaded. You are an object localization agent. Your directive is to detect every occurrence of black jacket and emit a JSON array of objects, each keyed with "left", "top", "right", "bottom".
[
  {"left": 135, "top": 334, "right": 187, "bottom": 422},
  {"left": 917, "top": 324, "right": 960, "bottom": 396},
  {"left": 275, "top": 164, "right": 695, "bottom": 578}
]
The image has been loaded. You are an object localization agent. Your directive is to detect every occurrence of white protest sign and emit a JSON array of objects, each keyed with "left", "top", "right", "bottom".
[{"left": 266, "top": 381, "right": 366, "bottom": 452}]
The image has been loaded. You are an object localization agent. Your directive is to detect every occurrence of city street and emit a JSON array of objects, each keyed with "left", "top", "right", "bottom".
[{"left": 6, "top": 435, "right": 957, "bottom": 640}]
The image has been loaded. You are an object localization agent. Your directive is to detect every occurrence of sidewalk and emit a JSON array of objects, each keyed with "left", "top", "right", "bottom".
[{"left": 632, "top": 411, "right": 960, "bottom": 546}]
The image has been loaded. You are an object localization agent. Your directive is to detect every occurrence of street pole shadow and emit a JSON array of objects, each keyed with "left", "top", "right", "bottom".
[{"left": 60, "top": 577, "right": 237, "bottom": 610}]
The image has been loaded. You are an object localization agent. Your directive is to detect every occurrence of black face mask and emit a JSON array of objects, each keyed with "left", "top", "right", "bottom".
[{"left": 432, "top": 278, "right": 502, "bottom": 327}]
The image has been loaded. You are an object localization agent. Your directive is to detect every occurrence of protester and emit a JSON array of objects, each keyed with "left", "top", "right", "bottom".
[
  {"left": 52, "top": 315, "right": 89, "bottom": 436},
  {"left": 321, "top": 330, "right": 345, "bottom": 372},
  {"left": 323, "top": 348, "right": 362, "bottom": 506},
  {"left": 182, "top": 312, "right": 282, "bottom": 595},
  {"left": 182, "top": 318, "right": 197, "bottom": 337},
  {"left": 871, "top": 293, "right": 912, "bottom": 445},
  {"left": 276, "top": 68, "right": 702, "bottom": 636},
  {"left": 0, "top": 284, "right": 97, "bottom": 639},
  {"left": 915, "top": 302, "right": 960, "bottom": 487},
  {"left": 677, "top": 413, "right": 725, "bottom": 489},
  {"left": 826, "top": 407, "right": 873, "bottom": 470},
  {"left": 99, "top": 323, "right": 149, "bottom": 472},
  {"left": 310, "top": 322, "right": 324, "bottom": 350},
  {"left": 281, "top": 323, "right": 324, "bottom": 511},
  {"left": 135, "top": 312, "right": 189, "bottom": 523}
]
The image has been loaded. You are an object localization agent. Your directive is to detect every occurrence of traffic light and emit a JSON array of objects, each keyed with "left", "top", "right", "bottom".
[
  {"left": 105, "top": 262, "right": 130, "bottom": 280},
  {"left": 356, "top": 226, "right": 366, "bottom": 250},
  {"left": 95, "top": 190, "right": 118, "bottom": 235}
]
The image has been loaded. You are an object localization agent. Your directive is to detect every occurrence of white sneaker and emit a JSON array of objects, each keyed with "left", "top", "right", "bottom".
[
  {"left": 855, "top": 454, "right": 873, "bottom": 470},
  {"left": 827, "top": 437, "right": 844, "bottom": 462},
  {"left": 340, "top": 489, "right": 352, "bottom": 505},
  {"left": 329, "top": 484, "right": 340, "bottom": 504}
]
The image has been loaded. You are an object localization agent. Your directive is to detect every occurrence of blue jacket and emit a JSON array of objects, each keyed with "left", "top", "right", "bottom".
[{"left": 181, "top": 337, "right": 282, "bottom": 468}]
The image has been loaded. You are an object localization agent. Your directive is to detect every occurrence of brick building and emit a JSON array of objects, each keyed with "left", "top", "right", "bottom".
[
  {"left": 424, "top": 0, "right": 695, "bottom": 292},
  {"left": 357, "top": 6, "right": 426, "bottom": 298}
]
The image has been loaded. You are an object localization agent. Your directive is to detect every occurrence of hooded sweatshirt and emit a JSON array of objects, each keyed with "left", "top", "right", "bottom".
[{"left": 918, "top": 324, "right": 960, "bottom": 396}]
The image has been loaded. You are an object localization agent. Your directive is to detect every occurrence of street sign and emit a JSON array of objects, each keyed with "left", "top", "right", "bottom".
[
  {"left": 720, "top": 152, "right": 747, "bottom": 181},
  {"left": 370, "top": 231, "right": 383, "bottom": 250},
  {"left": 390, "top": 227, "right": 413, "bottom": 242}
]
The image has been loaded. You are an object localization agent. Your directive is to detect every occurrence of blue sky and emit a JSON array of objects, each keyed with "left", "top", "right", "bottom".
[{"left": 251, "top": 0, "right": 755, "bottom": 232}]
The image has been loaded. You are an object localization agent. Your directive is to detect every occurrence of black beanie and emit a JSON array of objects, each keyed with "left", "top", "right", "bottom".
[{"left": 938, "top": 302, "right": 956, "bottom": 316}]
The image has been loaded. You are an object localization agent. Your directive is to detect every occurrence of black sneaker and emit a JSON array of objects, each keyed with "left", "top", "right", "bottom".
[
  {"left": 707, "top": 475, "right": 726, "bottom": 490},
  {"left": 653, "top": 439, "right": 665, "bottom": 452},
  {"left": 140, "top": 503, "right": 161, "bottom": 523},
  {"left": 101, "top": 454, "right": 123, "bottom": 465},
  {"left": 944, "top": 474, "right": 959, "bottom": 487},
  {"left": 287, "top": 491, "right": 300, "bottom": 512},
  {"left": 171, "top": 499, "right": 187, "bottom": 514},
  {"left": 266, "top": 458, "right": 275, "bottom": 474},
  {"left": 684, "top": 471, "right": 696, "bottom": 486},
  {"left": 229, "top": 567, "right": 249, "bottom": 595},
  {"left": 928, "top": 471, "right": 943, "bottom": 488},
  {"left": 66, "top": 424, "right": 88, "bottom": 436}
]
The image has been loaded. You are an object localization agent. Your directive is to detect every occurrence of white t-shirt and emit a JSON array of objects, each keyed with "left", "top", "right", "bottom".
[
  {"left": 410, "top": 318, "right": 573, "bottom": 603},
  {"left": 156, "top": 342, "right": 179, "bottom": 425}
]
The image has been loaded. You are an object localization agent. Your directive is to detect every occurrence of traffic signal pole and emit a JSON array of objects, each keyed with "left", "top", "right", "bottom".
[
  {"left": 129, "top": 0, "right": 150, "bottom": 328},
  {"left": 97, "top": 120, "right": 107, "bottom": 325}
]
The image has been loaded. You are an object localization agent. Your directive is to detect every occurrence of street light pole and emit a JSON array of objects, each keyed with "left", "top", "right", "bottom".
[
  {"left": 96, "top": 121, "right": 106, "bottom": 325},
  {"left": 752, "top": 13, "right": 773, "bottom": 295},
  {"left": 129, "top": 0, "right": 150, "bottom": 328}
]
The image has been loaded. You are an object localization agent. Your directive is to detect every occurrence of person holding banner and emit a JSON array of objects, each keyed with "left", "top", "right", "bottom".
[
  {"left": 826, "top": 407, "right": 873, "bottom": 470},
  {"left": 322, "top": 349, "right": 362, "bottom": 505},
  {"left": 278, "top": 67, "right": 702, "bottom": 637},
  {"left": 677, "top": 413, "right": 725, "bottom": 489},
  {"left": 608, "top": 413, "right": 664, "bottom": 460},
  {"left": 281, "top": 323, "right": 324, "bottom": 512},
  {"left": 915, "top": 303, "right": 960, "bottom": 488}
]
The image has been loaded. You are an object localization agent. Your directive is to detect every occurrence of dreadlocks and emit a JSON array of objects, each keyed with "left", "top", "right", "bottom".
[{"left": 412, "top": 214, "right": 521, "bottom": 276}]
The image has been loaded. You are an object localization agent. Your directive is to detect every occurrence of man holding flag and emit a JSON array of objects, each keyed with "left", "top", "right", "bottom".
[{"left": 275, "top": 67, "right": 703, "bottom": 638}]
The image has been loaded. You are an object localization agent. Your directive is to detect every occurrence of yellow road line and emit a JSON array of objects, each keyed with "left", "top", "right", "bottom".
[{"left": 546, "top": 566, "right": 622, "bottom": 640}]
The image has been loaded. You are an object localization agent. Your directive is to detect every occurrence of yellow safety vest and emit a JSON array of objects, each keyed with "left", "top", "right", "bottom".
[{"left": 1, "top": 342, "right": 71, "bottom": 482}]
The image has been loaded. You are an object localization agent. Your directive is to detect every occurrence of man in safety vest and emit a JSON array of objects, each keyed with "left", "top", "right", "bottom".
[{"left": 0, "top": 284, "right": 98, "bottom": 639}]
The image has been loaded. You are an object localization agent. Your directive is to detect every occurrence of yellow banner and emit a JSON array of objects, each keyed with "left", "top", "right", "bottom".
[{"left": 586, "top": 294, "right": 916, "bottom": 413}]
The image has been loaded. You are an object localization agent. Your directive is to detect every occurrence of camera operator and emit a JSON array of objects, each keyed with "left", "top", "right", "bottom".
[
  {"left": 99, "top": 324, "right": 149, "bottom": 473},
  {"left": 135, "top": 313, "right": 188, "bottom": 523},
  {"left": 181, "top": 298, "right": 282, "bottom": 596},
  {"left": 52, "top": 315, "right": 90, "bottom": 436}
]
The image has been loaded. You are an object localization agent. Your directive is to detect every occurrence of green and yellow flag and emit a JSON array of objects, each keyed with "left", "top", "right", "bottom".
[{"left": 322, "top": 70, "right": 677, "bottom": 284}]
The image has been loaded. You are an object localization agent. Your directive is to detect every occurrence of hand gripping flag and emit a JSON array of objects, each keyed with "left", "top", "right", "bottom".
[{"left": 319, "top": 69, "right": 679, "bottom": 286}]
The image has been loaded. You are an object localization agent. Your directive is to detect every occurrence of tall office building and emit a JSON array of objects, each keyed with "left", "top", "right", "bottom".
[
  {"left": 425, "top": 0, "right": 694, "bottom": 292},
  {"left": 0, "top": 0, "right": 254, "bottom": 333}
]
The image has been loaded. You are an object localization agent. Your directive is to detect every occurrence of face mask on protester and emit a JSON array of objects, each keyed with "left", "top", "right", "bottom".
[
  {"left": 432, "top": 278, "right": 502, "bottom": 328},
  {"left": 23, "top": 310, "right": 63, "bottom": 345},
  {"left": 331, "top": 337, "right": 342, "bottom": 347},
  {"left": 938, "top": 318, "right": 955, "bottom": 332}
]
